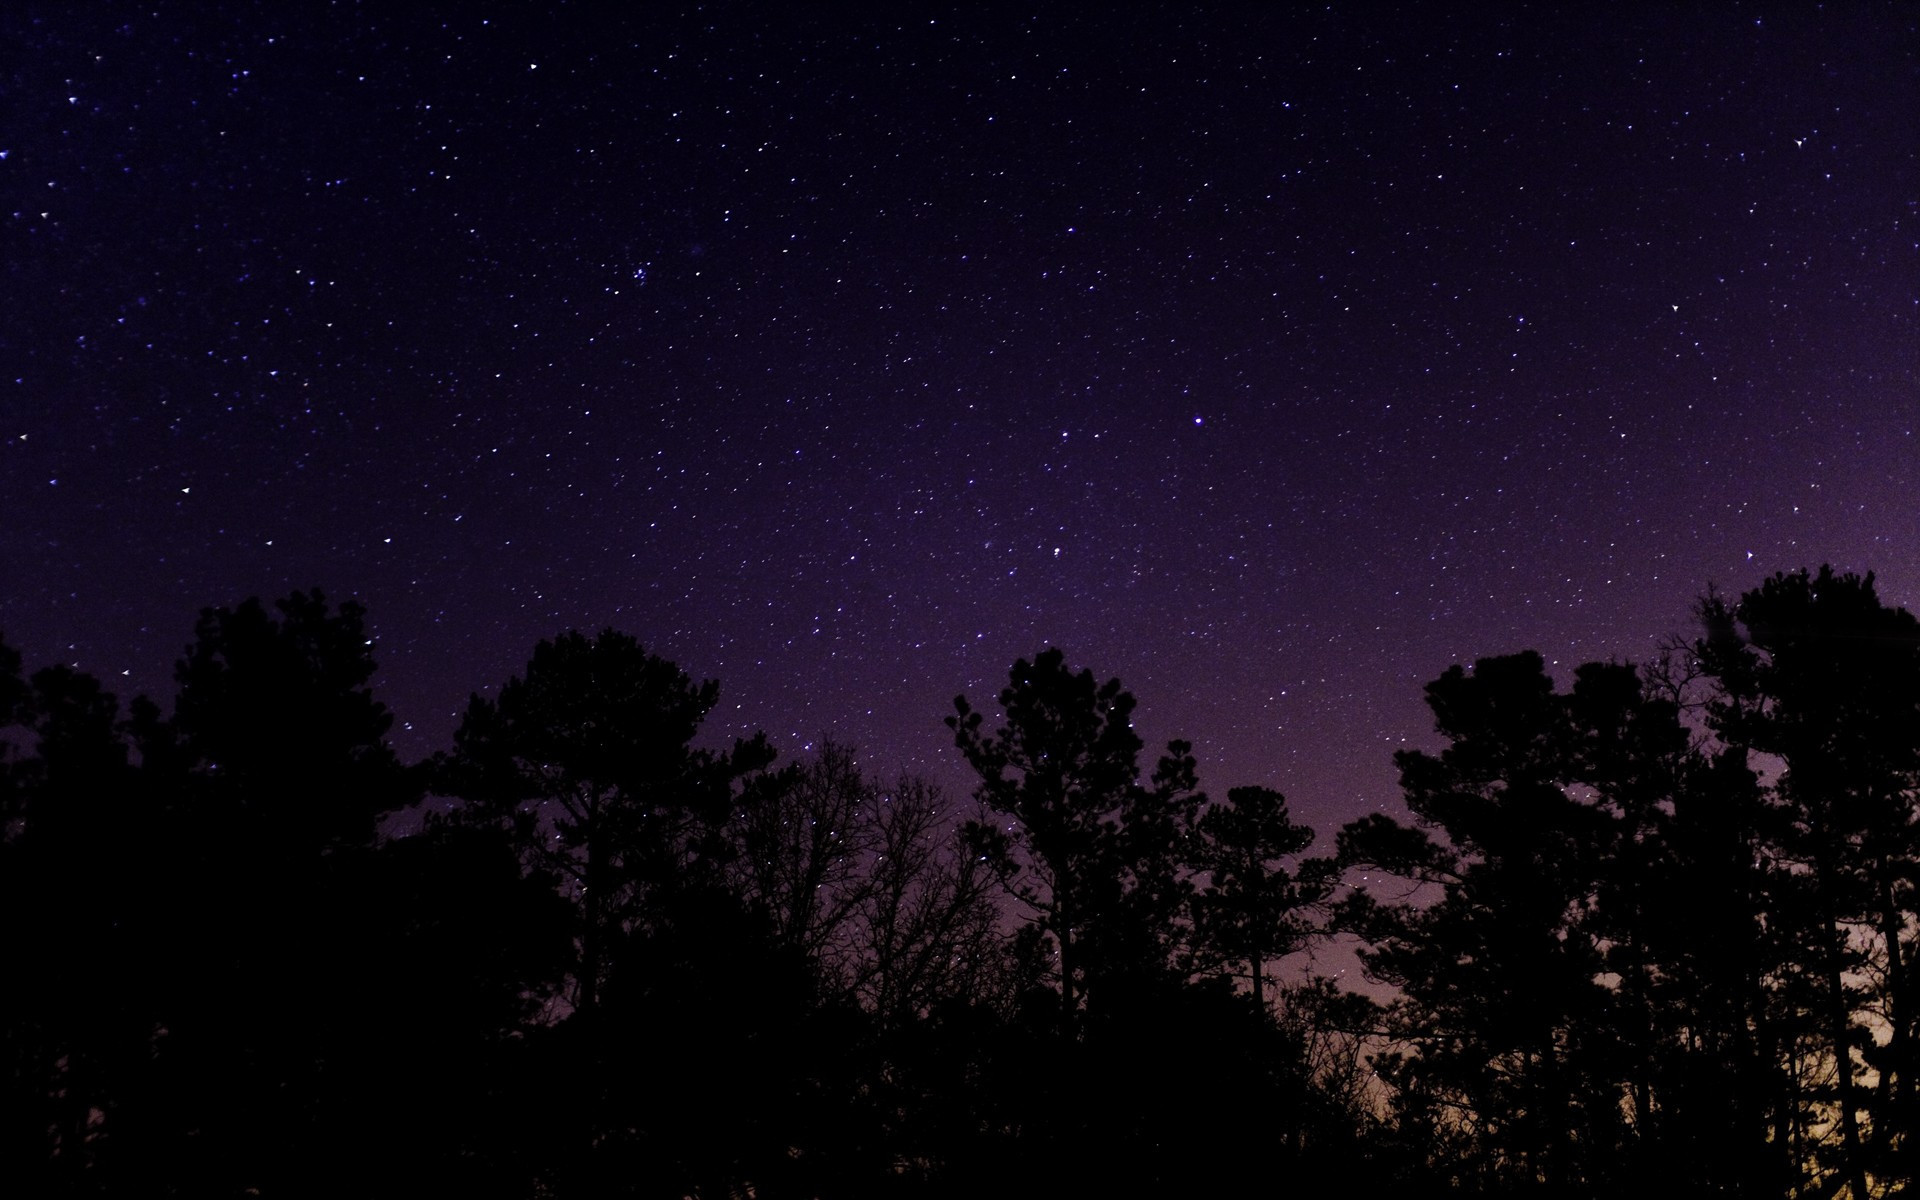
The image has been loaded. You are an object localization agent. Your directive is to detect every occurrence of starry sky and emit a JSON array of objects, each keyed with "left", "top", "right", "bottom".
[{"left": 4, "top": 5, "right": 1915, "bottom": 836}]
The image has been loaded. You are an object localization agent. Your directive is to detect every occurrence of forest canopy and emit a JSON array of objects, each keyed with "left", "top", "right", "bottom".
[{"left": 2, "top": 566, "right": 1916, "bottom": 1197}]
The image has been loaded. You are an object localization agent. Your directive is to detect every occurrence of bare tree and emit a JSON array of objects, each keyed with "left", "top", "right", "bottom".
[{"left": 850, "top": 774, "right": 1007, "bottom": 1026}]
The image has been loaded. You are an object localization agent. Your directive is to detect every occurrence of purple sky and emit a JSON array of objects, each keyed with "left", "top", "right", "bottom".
[{"left": 4, "top": 5, "right": 1914, "bottom": 841}]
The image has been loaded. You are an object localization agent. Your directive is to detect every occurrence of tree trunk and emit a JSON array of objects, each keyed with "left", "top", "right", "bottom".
[
  {"left": 578, "top": 818, "right": 605, "bottom": 1015},
  {"left": 1822, "top": 908, "right": 1870, "bottom": 1200},
  {"left": 1057, "top": 893, "right": 1078, "bottom": 1040},
  {"left": 1876, "top": 879, "right": 1907, "bottom": 1160}
]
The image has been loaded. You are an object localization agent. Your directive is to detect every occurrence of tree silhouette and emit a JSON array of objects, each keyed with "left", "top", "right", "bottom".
[
  {"left": 729, "top": 739, "right": 877, "bottom": 990},
  {"left": 846, "top": 771, "right": 1007, "bottom": 1029},
  {"left": 104, "top": 591, "right": 419, "bottom": 1194},
  {"left": 948, "top": 648, "right": 1203, "bottom": 1038},
  {"left": 1338, "top": 651, "right": 1638, "bottom": 1194},
  {"left": 157, "top": 590, "right": 413, "bottom": 846},
  {"left": 1696, "top": 567, "right": 1920, "bottom": 1196},
  {"left": 442, "top": 630, "right": 846, "bottom": 1195},
  {"left": 337, "top": 814, "right": 576, "bottom": 1197},
  {"left": 1189, "top": 784, "right": 1327, "bottom": 1012},
  {"left": 0, "top": 650, "right": 155, "bottom": 1192},
  {"left": 14, "top": 568, "right": 1920, "bottom": 1194},
  {"left": 446, "top": 628, "right": 772, "bottom": 1015}
]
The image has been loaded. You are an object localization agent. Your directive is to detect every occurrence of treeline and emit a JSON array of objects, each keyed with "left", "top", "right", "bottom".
[{"left": 1, "top": 566, "right": 1916, "bottom": 1196}]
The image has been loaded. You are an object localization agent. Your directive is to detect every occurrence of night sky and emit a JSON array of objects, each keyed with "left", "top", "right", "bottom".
[{"left": 4, "top": 5, "right": 1915, "bottom": 837}]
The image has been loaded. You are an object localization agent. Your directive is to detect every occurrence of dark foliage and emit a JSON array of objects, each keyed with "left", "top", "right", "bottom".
[
  {"left": 3, "top": 566, "right": 1914, "bottom": 1195},
  {"left": 947, "top": 647, "right": 1204, "bottom": 1036}
]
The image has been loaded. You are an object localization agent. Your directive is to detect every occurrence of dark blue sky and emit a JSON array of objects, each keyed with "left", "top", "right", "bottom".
[{"left": 4, "top": 4, "right": 1914, "bottom": 837}]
